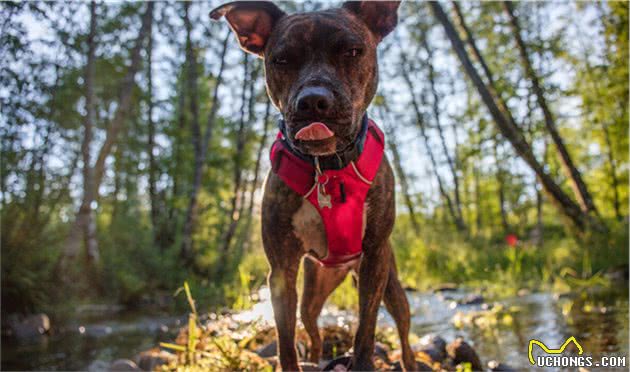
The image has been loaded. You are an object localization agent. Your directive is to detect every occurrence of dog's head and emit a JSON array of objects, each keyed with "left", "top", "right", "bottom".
[{"left": 211, "top": 1, "right": 400, "bottom": 156}]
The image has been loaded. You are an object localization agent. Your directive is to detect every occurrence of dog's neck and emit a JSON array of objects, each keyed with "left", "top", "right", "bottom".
[{"left": 277, "top": 114, "right": 369, "bottom": 170}]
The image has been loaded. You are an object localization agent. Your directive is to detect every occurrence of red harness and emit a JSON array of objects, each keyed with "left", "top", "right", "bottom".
[{"left": 270, "top": 119, "right": 385, "bottom": 267}]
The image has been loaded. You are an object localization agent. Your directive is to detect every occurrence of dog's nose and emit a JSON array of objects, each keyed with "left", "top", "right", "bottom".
[{"left": 295, "top": 86, "right": 334, "bottom": 117}]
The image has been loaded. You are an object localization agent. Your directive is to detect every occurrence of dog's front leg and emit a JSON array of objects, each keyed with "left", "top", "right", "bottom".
[
  {"left": 352, "top": 240, "right": 390, "bottom": 371},
  {"left": 269, "top": 261, "right": 300, "bottom": 371}
]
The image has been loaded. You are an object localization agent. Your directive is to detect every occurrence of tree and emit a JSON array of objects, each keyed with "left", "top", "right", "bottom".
[
  {"left": 217, "top": 53, "right": 252, "bottom": 274},
  {"left": 430, "top": 1, "right": 592, "bottom": 231},
  {"left": 400, "top": 51, "right": 466, "bottom": 232},
  {"left": 59, "top": 2, "right": 154, "bottom": 281},
  {"left": 180, "top": 15, "right": 230, "bottom": 265},
  {"left": 503, "top": 1, "right": 598, "bottom": 216}
]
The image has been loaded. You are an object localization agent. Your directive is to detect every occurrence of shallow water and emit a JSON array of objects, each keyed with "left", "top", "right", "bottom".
[{"left": 2, "top": 285, "right": 628, "bottom": 370}]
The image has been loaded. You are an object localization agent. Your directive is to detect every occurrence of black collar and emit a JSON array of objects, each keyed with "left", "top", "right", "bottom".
[{"left": 278, "top": 114, "right": 369, "bottom": 170}]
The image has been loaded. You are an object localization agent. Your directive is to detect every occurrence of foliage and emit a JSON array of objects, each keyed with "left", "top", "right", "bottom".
[{"left": 0, "top": 1, "right": 627, "bottom": 318}]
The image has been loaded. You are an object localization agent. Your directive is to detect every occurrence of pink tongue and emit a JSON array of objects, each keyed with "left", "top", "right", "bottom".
[{"left": 295, "top": 122, "right": 335, "bottom": 141}]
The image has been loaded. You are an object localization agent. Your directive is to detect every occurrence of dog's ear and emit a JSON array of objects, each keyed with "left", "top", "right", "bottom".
[
  {"left": 342, "top": 1, "right": 400, "bottom": 42},
  {"left": 210, "top": 1, "right": 285, "bottom": 57}
]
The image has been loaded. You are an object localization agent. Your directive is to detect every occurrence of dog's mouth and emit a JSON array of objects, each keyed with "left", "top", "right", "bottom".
[
  {"left": 289, "top": 121, "right": 338, "bottom": 156},
  {"left": 295, "top": 122, "right": 335, "bottom": 141}
]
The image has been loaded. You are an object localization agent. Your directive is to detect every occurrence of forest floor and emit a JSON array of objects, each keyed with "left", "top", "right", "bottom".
[{"left": 120, "top": 275, "right": 628, "bottom": 372}]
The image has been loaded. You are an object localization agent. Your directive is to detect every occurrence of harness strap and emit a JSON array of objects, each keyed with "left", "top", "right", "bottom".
[{"left": 269, "top": 119, "right": 385, "bottom": 267}]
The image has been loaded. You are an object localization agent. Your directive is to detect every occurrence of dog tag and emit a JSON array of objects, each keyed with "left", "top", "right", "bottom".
[
  {"left": 317, "top": 183, "right": 332, "bottom": 209},
  {"left": 314, "top": 157, "right": 332, "bottom": 209}
]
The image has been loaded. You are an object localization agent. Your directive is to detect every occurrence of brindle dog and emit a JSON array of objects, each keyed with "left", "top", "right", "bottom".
[{"left": 211, "top": 1, "right": 414, "bottom": 371}]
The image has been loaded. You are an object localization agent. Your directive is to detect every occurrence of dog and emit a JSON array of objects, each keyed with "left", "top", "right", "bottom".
[{"left": 211, "top": 1, "right": 414, "bottom": 370}]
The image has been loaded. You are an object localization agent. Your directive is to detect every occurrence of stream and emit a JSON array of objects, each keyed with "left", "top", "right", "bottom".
[{"left": 2, "top": 285, "right": 627, "bottom": 370}]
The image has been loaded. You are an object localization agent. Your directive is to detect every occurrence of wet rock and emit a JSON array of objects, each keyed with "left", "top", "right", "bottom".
[
  {"left": 553, "top": 292, "right": 574, "bottom": 300},
  {"left": 432, "top": 283, "right": 458, "bottom": 293},
  {"left": 321, "top": 355, "right": 352, "bottom": 371},
  {"left": 412, "top": 333, "right": 447, "bottom": 363},
  {"left": 458, "top": 294, "right": 484, "bottom": 306},
  {"left": 109, "top": 359, "right": 140, "bottom": 371},
  {"left": 374, "top": 342, "right": 391, "bottom": 363},
  {"left": 5, "top": 313, "right": 50, "bottom": 339},
  {"left": 87, "top": 359, "right": 110, "bottom": 372},
  {"left": 604, "top": 264, "right": 629, "bottom": 283},
  {"left": 488, "top": 359, "right": 515, "bottom": 371},
  {"left": 255, "top": 340, "right": 277, "bottom": 358},
  {"left": 517, "top": 288, "right": 531, "bottom": 297},
  {"left": 134, "top": 348, "right": 175, "bottom": 371},
  {"left": 254, "top": 339, "right": 307, "bottom": 359},
  {"left": 446, "top": 337, "right": 482, "bottom": 371}
]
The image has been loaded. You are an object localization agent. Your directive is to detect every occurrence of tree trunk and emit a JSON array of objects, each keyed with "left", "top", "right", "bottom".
[
  {"left": 473, "top": 165, "right": 482, "bottom": 233},
  {"left": 421, "top": 33, "right": 466, "bottom": 231},
  {"left": 61, "top": 1, "right": 99, "bottom": 278},
  {"left": 492, "top": 138, "right": 509, "bottom": 233},
  {"left": 146, "top": 13, "right": 159, "bottom": 244},
  {"left": 503, "top": 1, "right": 598, "bottom": 216},
  {"left": 400, "top": 52, "right": 466, "bottom": 232},
  {"left": 217, "top": 54, "right": 251, "bottom": 273},
  {"left": 602, "top": 123, "right": 621, "bottom": 221},
  {"left": 241, "top": 99, "right": 272, "bottom": 249},
  {"left": 92, "top": 2, "right": 154, "bottom": 189},
  {"left": 60, "top": 1, "right": 153, "bottom": 281},
  {"left": 180, "top": 1, "right": 202, "bottom": 266},
  {"left": 451, "top": 2, "right": 521, "bottom": 133},
  {"left": 377, "top": 104, "right": 421, "bottom": 234},
  {"left": 430, "top": 1, "right": 589, "bottom": 231},
  {"left": 535, "top": 182, "right": 544, "bottom": 247},
  {"left": 180, "top": 28, "right": 231, "bottom": 265}
]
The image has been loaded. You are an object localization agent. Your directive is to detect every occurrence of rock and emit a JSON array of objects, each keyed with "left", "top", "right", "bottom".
[
  {"left": 432, "top": 283, "right": 458, "bottom": 293},
  {"left": 403, "top": 285, "right": 418, "bottom": 292},
  {"left": 604, "top": 264, "right": 629, "bottom": 283},
  {"left": 553, "top": 292, "right": 574, "bottom": 300},
  {"left": 321, "top": 355, "right": 352, "bottom": 371},
  {"left": 109, "top": 359, "right": 140, "bottom": 371},
  {"left": 6, "top": 313, "right": 50, "bottom": 339},
  {"left": 488, "top": 360, "right": 515, "bottom": 371},
  {"left": 517, "top": 288, "right": 531, "bottom": 297},
  {"left": 412, "top": 333, "right": 447, "bottom": 363},
  {"left": 87, "top": 359, "right": 110, "bottom": 372},
  {"left": 134, "top": 349, "right": 175, "bottom": 371},
  {"left": 255, "top": 340, "right": 277, "bottom": 358},
  {"left": 447, "top": 337, "right": 482, "bottom": 371},
  {"left": 374, "top": 342, "right": 391, "bottom": 362},
  {"left": 458, "top": 294, "right": 484, "bottom": 306}
]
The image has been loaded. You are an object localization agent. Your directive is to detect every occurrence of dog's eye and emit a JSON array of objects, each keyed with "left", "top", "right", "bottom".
[{"left": 344, "top": 48, "right": 362, "bottom": 57}]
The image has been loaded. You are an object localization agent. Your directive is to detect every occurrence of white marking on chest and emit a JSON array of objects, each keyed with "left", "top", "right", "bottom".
[
  {"left": 291, "top": 200, "right": 369, "bottom": 259},
  {"left": 292, "top": 200, "right": 327, "bottom": 258}
]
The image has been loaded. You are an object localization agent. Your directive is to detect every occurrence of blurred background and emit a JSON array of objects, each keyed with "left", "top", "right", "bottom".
[{"left": 1, "top": 1, "right": 628, "bottom": 370}]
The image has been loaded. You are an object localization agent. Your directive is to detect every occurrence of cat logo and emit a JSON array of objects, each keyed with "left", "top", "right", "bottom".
[{"left": 528, "top": 336, "right": 584, "bottom": 365}]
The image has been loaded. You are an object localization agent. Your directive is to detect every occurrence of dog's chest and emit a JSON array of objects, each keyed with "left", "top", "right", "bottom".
[{"left": 291, "top": 199, "right": 368, "bottom": 258}]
